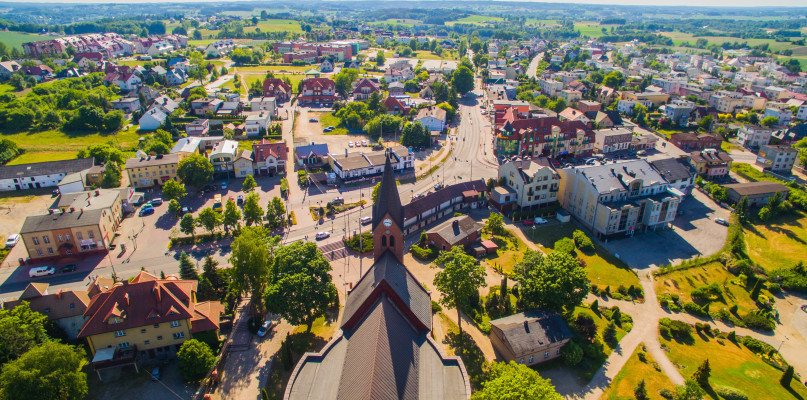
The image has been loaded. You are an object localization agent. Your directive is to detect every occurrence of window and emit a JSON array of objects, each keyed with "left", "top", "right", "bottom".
[
  {"left": 36, "top": 249, "right": 43, "bottom": 256},
  {"left": 141, "top": 329, "right": 147, "bottom": 334},
  {"left": 69, "top": 303, "right": 75, "bottom": 309},
  {"left": 170, "top": 321, "right": 180, "bottom": 328},
  {"left": 118, "top": 342, "right": 130, "bottom": 349},
  {"left": 528, "top": 356, "right": 534, "bottom": 364},
  {"left": 153, "top": 324, "right": 159, "bottom": 328},
  {"left": 57, "top": 235, "right": 63, "bottom": 242},
  {"left": 47, "top": 247, "right": 54, "bottom": 254},
  {"left": 32, "top": 237, "right": 40, "bottom": 245},
  {"left": 43, "top": 236, "right": 50, "bottom": 244},
  {"left": 65, "top": 234, "right": 71, "bottom": 241},
  {"left": 114, "top": 330, "right": 126, "bottom": 337},
  {"left": 144, "top": 340, "right": 150, "bottom": 345},
  {"left": 157, "top": 336, "right": 163, "bottom": 340},
  {"left": 544, "top": 351, "right": 550, "bottom": 359},
  {"left": 172, "top": 332, "right": 185, "bottom": 340},
  {"left": 76, "top": 232, "right": 83, "bottom": 240},
  {"left": 519, "top": 358, "right": 525, "bottom": 364}
]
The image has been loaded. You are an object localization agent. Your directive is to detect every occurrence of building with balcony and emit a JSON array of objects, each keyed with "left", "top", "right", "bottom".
[
  {"left": 756, "top": 144, "right": 797, "bottom": 173},
  {"left": 498, "top": 157, "right": 559, "bottom": 209},
  {"left": 688, "top": 149, "right": 733, "bottom": 179}
]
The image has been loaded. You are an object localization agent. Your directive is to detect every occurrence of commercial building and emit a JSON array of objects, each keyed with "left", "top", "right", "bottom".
[
  {"left": 558, "top": 159, "right": 682, "bottom": 238},
  {"left": 495, "top": 112, "right": 594, "bottom": 158},
  {"left": 328, "top": 146, "right": 413, "bottom": 181},
  {"left": 650, "top": 157, "right": 695, "bottom": 195},
  {"left": 497, "top": 158, "right": 559, "bottom": 209},
  {"left": 594, "top": 128, "right": 633, "bottom": 154},
  {"left": 756, "top": 145, "right": 798, "bottom": 174},
  {"left": 689, "top": 149, "right": 733, "bottom": 179},
  {"left": 125, "top": 153, "right": 183, "bottom": 189}
]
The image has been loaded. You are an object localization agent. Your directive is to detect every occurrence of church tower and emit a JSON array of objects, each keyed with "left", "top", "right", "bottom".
[{"left": 372, "top": 150, "right": 404, "bottom": 263}]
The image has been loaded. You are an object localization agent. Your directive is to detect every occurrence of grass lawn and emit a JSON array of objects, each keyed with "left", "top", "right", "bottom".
[
  {"left": 414, "top": 50, "right": 457, "bottom": 61},
  {"left": 3, "top": 125, "right": 141, "bottom": 165},
  {"left": 720, "top": 141, "right": 741, "bottom": 152},
  {"left": 744, "top": 212, "right": 807, "bottom": 271},
  {"left": 244, "top": 19, "right": 303, "bottom": 34},
  {"left": 525, "top": 222, "right": 639, "bottom": 290},
  {"left": 0, "top": 84, "right": 15, "bottom": 95},
  {"left": 317, "top": 112, "right": 349, "bottom": 135},
  {"left": 601, "top": 343, "right": 675, "bottom": 400},
  {"left": 0, "top": 31, "right": 51, "bottom": 50},
  {"left": 661, "top": 332, "right": 807, "bottom": 400},
  {"left": 655, "top": 261, "right": 761, "bottom": 316},
  {"left": 575, "top": 22, "right": 619, "bottom": 38},
  {"left": 188, "top": 39, "right": 218, "bottom": 46},
  {"left": 482, "top": 229, "right": 527, "bottom": 275},
  {"left": 661, "top": 31, "right": 798, "bottom": 52},
  {"left": 238, "top": 65, "right": 311, "bottom": 73},
  {"left": 446, "top": 15, "right": 504, "bottom": 26},
  {"left": 563, "top": 305, "right": 631, "bottom": 380}
]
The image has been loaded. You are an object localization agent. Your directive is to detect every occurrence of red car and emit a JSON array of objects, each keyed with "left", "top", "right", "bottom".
[{"left": 522, "top": 219, "right": 535, "bottom": 226}]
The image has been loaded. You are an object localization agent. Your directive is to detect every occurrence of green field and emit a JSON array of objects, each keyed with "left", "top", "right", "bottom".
[
  {"left": 661, "top": 31, "right": 799, "bottom": 52},
  {"left": 575, "top": 22, "right": 619, "bottom": 38},
  {"left": 446, "top": 15, "right": 504, "bottom": 26},
  {"left": 662, "top": 332, "right": 807, "bottom": 400},
  {"left": 369, "top": 19, "right": 421, "bottom": 27},
  {"left": 525, "top": 19, "right": 560, "bottom": 28},
  {"left": 0, "top": 31, "right": 51, "bottom": 50},
  {"left": 244, "top": 19, "right": 303, "bottom": 34},
  {"left": 744, "top": 212, "right": 807, "bottom": 271},
  {"left": 414, "top": 50, "right": 458, "bottom": 61},
  {"left": 655, "top": 261, "right": 763, "bottom": 316},
  {"left": 317, "top": 112, "right": 349, "bottom": 135},
  {"left": 3, "top": 125, "right": 141, "bottom": 165},
  {"left": 601, "top": 344, "right": 675, "bottom": 400}
]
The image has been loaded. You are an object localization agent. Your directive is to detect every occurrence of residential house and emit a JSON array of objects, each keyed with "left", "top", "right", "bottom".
[
  {"left": 320, "top": 59, "right": 334, "bottom": 73},
  {"left": 415, "top": 106, "right": 448, "bottom": 133},
  {"left": 252, "top": 139, "right": 288, "bottom": 175},
  {"left": 165, "top": 68, "right": 187, "bottom": 86},
  {"left": 593, "top": 110, "right": 622, "bottom": 128},
  {"left": 689, "top": 149, "right": 733, "bottom": 179},
  {"left": 425, "top": 215, "right": 481, "bottom": 251},
  {"left": 724, "top": 182, "right": 790, "bottom": 207},
  {"left": 594, "top": 128, "right": 633, "bottom": 154},
  {"left": 663, "top": 100, "right": 695, "bottom": 127},
  {"left": 0, "top": 61, "right": 21, "bottom": 79},
  {"left": 757, "top": 145, "right": 797, "bottom": 173},
  {"left": 125, "top": 153, "right": 182, "bottom": 188},
  {"left": 250, "top": 97, "right": 277, "bottom": 116},
  {"left": 78, "top": 271, "right": 223, "bottom": 360},
  {"left": 190, "top": 98, "right": 223, "bottom": 117},
  {"left": 110, "top": 97, "right": 141, "bottom": 113},
  {"left": 383, "top": 96, "right": 410, "bottom": 116},
  {"left": 262, "top": 78, "right": 292, "bottom": 102},
  {"left": 20, "top": 188, "right": 123, "bottom": 260},
  {"left": 208, "top": 140, "right": 239, "bottom": 174},
  {"left": 577, "top": 100, "right": 601, "bottom": 114},
  {"left": 329, "top": 147, "right": 413, "bottom": 181},
  {"left": 295, "top": 142, "right": 330, "bottom": 168},
  {"left": 402, "top": 180, "right": 488, "bottom": 235},
  {"left": 737, "top": 126, "right": 773, "bottom": 149},
  {"left": 245, "top": 112, "right": 272, "bottom": 137},
  {"left": 495, "top": 113, "right": 594, "bottom": 158},
  {"left": 558, "top": 159, "right": 683, "bottom": 238},
  {"left": 558, "top": 108, "right": 590, "bottom": 125},
  {"left": 670, "top": 133, "right": 721, "bottom": 152},
  {"left": 233, "top": 151, "right": 254, "bottom": 178},
  {"left": 185, "top": 119, "right": 210, "bottom": 137},
  {"left": 3, "top": 283, "right": 89, "bottom": 340},
  {"left": 138, "top": 108, "right": 168, "bottom": 131},
  {"left": 352, "top": 78, "right": 380, "bottom": 100},
  {"left": 0, "top": 158, "right": 94, "bottom": 192},
  {"left": 22, "top": 64, "right": 54, "bottom": 82},
  {"left": 298, "top": 78, "right": 338, "bottom": 106},
  {"left": 104, "top": 72, "right": 141, "bottom": 92},
  {"left": 631, "top": 131, "right": 659, "bottom": 150},
  {"left": 764, "top": 105, "right": 793, "bottom": 126},
  {"left": 205, "top": 40, "right": 235, "bottom": 58},
  {"left": 498, "top": 157, "right": 559, "bottom": 209},
  {"left": 650, "top": 157, "right": 696, "bottom": 195},
  {"left": 558, "top": 89, "right": 582, "bottom": 104},
  {"left": 489, "top": 311, "right": 572, "bottom": 366}
]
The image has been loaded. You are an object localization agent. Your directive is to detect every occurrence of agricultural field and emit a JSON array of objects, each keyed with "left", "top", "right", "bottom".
[
  {"left": 0, "top": 31, "right": 50, "bottom": 50},
  {"left": 661, "top": 332, "right": 807, "bottom": 400},
  {"left": 525, "top": 19, "right": 560, "bottom": 28},
  {"left": 4, "top": 125, "right": 141, "bottom": 165},
  {"left": 446, "top": 15, "right": 504, "bottom": 26},
  {"left": 744, "top": 212, "right": 807, "bottom": 272},
  {"left": 601, "top": 343, "right": 675, "bottom": 400},
  {"left": 243, "top": 19, "right": 303, "bottom": 34},
  {"left": 660, "top": 31, "right": 800, "bottom": 52},
  {"left": 574, "top": 22, "right": 619, "bottom": 38},
  {"left": 655, "top": 261, "right": 762, "bottom": 316},
  {"left": 414, "top": 50, "right": 458, "bottom": 61},
  {"left": 369, "top": 19, "right": 421, "bottom": 27}
]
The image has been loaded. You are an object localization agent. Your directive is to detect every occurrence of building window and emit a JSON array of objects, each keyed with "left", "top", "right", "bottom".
[
  {"left": 119, "top": 342, "right": 130, "bottom": 349},
  {"left": 43, "top": 236, "right": 50, "bottom": 244},
  {"left": 519, "top": 358, "right": 525, "bottom": 364},
  {"left": 114, "top": 330, "right": 126, "bottom": 337},
  {"left": 141, "top": 329, "right": 147, "bottom": 334},
  {"left": 170, "top": 321, "right": 180, "bottom": 328},
  {"left": 153, "top": 324, "right": 159, "bottom": 328},
  {"left": 76, "top": 232, "right": 83, "bottom": 240},
  {"left": 172, "top": 332, "right": 185, "bottom": 340},
  {"left": 528, "top": 356, "right": 534, "bottom": 364},
  {"left": 144, "top": 340, "right": 150, "bottom": 345},
  {"left": 47, "top": 247, "right": 54, "bottom": 254},
  {"left": 544, "top": 351, "right": 550, "bottom": 359},
  {"left": 36, "top": 249, "right": 43, "bottom": 256},
  {"left": 157, "top": 335, "right": 163, "bottom": 340},
  {"left": 65, "top": 234, "right": 71, "bottom": 242},
  {"left": 33, "top": 237, "right": 39, "bottom": 245},
  {"left": 69, "top": 303, "right": 75, "bottom": 309},
  {"left": 57, "top": 235, "right": 63, "bottom": 242}
]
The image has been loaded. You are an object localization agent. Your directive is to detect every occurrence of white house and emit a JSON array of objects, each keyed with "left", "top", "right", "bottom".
[
  {"left": 250, "top": 97, "right": 277, "bottom": 115},
  {"left": 0, "top": 158, "right": 94, "bottom": 192},
  {"left": 205, "top": 40, "right": 235, "bottom": 58},
  {"left": 415, "top": 106, "right": 447, "bottom": 133},
  {"left": 737, "top": 126, "right": 773, "bottom": 149},
  {"left": 138, "top": 108, "right": 168, "bottom": 131},
  {"left": 209, "top": 140, "right": 239, "bottom": 174},
  {"left": 147, "top": 41, "right": 174, "bottom": 57},
  {"left": 245, "top": 112, "right": 272, "bottom": 137}
]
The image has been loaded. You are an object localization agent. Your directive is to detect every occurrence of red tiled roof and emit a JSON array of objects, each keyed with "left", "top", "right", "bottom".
[
  {"left": 253, "top": 139, "right": 289, "bottom": 162},
  {"left": 301, "top": 77, "right": 335, "bottom": 90},
  {"left": 352, "top": 78, "right": 380, "bottom": 94}
]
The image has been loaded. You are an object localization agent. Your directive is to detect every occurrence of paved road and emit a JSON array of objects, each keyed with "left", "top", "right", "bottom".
[{"left": 527, "top": 52, "right": 544, "bottom": 79}]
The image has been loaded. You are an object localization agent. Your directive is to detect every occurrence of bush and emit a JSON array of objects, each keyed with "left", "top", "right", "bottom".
[
  {"left": 771, "top": 262, "right": 807, "bottom": 293},
  {"left": 690, "top": 283, "right": 723, "bottom": 303},
  {"left": 561, "top": 340, "right": 584, "bottom": 366},
  {"left": 742, "top": 310, "right": 775, "bottom": 331},
  {"left": 410, "top": 244, "right": 435, "bottom": 260},
  {"left": 683, "top": 302, "right": 710, "bottom": 317},
  {"left": 431, "top": 300, "right": 442, "bottom": 313},
  {"left": 659, "top": 318, "right": 693, "bottom": 341},
  {"left": 343, "top": 231, "right": 373, "bottom": 253},
  {"left": 714, "top": 386, "right": 749, "bottom": 400},
  {"left": 554, "top": 237, "right": 576, "bottom": 255},
  {"left": 740, "top": 336, "right": 776, "bottom": 354},
  {"left": 572, "top": 229, "right": 595, "bottom": 252},
  {"left": 177, "top": 339, "right": 216, "bottom": 382}
]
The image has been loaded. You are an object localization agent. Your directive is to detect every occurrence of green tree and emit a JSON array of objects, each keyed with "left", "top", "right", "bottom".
[
  {"left": 781, "top": 365, "right": 794, "bottom": 387},
  {"left": 266, "top": 197, "right": 286, "bottom": 230},
  {"left": 375, "top": 51, "right": 385, "bottom": 66},
  {"left": 265, "top": 241, "right": 337, "bottom": 331},
  {"left": 0, "top": 303, "right": 49, "bottom": 365},
  {"left": 176, "top": 339, "right": 216, "bottom": 382},
  {"left": 230, "top": 226, "right": 278, "bottom": 302},
  {"left": 561, "top": 340, "right": 583, "bottom": 366},
  {"left": 177, "top": 153, "right": 213, "bottom": 187},
  {"left": 400, "top": 121, "right": 431, "bottom": 147},
  {"left": 162, "top": 179, "right": 187, "bottom": 201},
  {"left": 451, "top": 65, "right": 475, "bottom": 94},
  {"left": 179, "top": 213, "right": 195, "bottom": 238},
  {"left": 100, "top": 162, "right": 121, "bottom": 188},
  {"left": 692, "top": 358, "right": 711, "bottom": 387},
  {"left": 602, "top": 70, "right": 625, "bottom": 89},
  {"left": 176, "top": 251, "right": 197, "bottom": 279},
  {"left": 333, "top": 68, "right": 359, "bottom": 99},
  {"left": 198, "top": 256, "right": 228, "bottom": 301},
  {"left": 0, "top": 342, "right": 88, "bottom": 400},
  {"left": 634, "top": 379, "right": 649, "bottom": 400},
  {"left": 242, "top": 192, "right": 264, "bottom": 226},
  {"left": 168, "top": 199, "right": 182, "bottom": 215},
  {"left": 760, "top": 116, "right": 779, "bottom": 127},
  {"left": 223, "top": 199, "right": 242, "bottom": 232},
  {"left": 674, "top": 379, "right": 704, "bottom": 400},
  {"left": 242, "top": 175, "right": 257, "bottom": 192},
  {"left": 471, "top": 361, "right": 562, "bottom": 400},
  {"left": 516, "top": 251, "right": 590, "bottom": 314},
  {"left": 485, "top": 212, "right": 506, "bottom": 236},
  {"left": 197, "top": 207, "right": 223, "bottom": 234},
  {"left": 553, "top": 237, "right": 576, "bottom": 255},
  {"left": 434, "top": 246, "right": 487, "bottom": 333}
]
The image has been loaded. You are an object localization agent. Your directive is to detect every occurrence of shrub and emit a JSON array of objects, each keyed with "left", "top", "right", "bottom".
[
  {"left": 177, "top": 339, "right": 216, "bottom": 381},
  {"left": 410, "top": 244, "right": 435, "bottom": 260},
  {"left": 572, "top": 229, "right": 594, "bottom": 252},
  {"left": 554, "top": 237, "right": 576, "bottom": 255},
  {"left": 659, "top": 318, "right": 693, "bottom": 341},
  {"left": 343, "top": 231, "right": 373, "bottom": 253},
  {"left": 771, "top": 262, "right": 807, "bottom": 293},
  {"left": 573, "top": 314, "right": 597, "bottom": 341},
  {"left": 683, "top": 302, "right": 709, "bottom": 317},
  {"left": 740, "top": 336, "right": 776, "bottom": 354},
  {"left": 714, "top": 386, "right": 749, "bottom": 400},
  {"left": 691, "top": 283, "right": 723, "bottom": 303},
  {"left": 742, "top": 310, "right": 775, "bottom": 331},
  {"left": 431, "top": 300, "right": 442, "bottom": 313},
  {"left": 561, "top": 340, "right": 584, "bottom": 366}
]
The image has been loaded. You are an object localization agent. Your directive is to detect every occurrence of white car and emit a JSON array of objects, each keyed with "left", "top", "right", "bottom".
[
  {"left": 29, "top": 266, "right": 56, "bottom": 278},
  {"left": 348, "top": 142, "right": 354, "bottom": 148},
  {"left": 361, "top": 140, "right": 368, "bottom": 146},
  {"left": 360, "top": 216, "right": 372, "bottom": 225},
  {"left": 534, "top": 217, "right": 548, "bottom": 225},
  {"left": 315, "top": 231, "right": 330, "bottom": 240},
  {"left": 5, "top": 234, "right": 20, "bottom": 248}
]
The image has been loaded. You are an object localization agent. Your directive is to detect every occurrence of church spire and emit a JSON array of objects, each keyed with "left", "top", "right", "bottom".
[{"left": 372, "top": 150, "right": 403, "bottom": 230}]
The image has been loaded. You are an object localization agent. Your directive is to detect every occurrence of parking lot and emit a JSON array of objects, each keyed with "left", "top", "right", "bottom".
[{"left": 602, "top": 189, "right": 730, "bottom": 269}]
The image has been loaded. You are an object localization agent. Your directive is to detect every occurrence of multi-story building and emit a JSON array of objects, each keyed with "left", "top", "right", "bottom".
[
  {"left": 0, "top": 158, "right": 94, "bottom": 192},
  {"left": 797, "top": 104, "right": 807, "bottom": 121},
  {"left": 328, "top": 147, "right": 413, "bottom": 181},
  {"left": 3, "top": 283, "right": 89, "bottom": 340},
  {"left": 669, "top": 133, "right": 722, "bottom": 152},
  {"left": 650, "top": 157, "right": 696, "bottom": 195},
  {"left": 262, "top": 78, "right": 292, "bottom": 102},
  {"left": 252, "top": 139, "right": 288, "bottom": 175},
  {"left": 79, "top": 271, "right": 223, "bottom": 360},
  {"left": 689, "top": 149, "right": 733, "bottom": 179},
  {"left": 209, "top": 140, "right": 239, "bottom": 175},
  {"left": 558, "top": 159, "right": 683, "bottom": 238},
  {"left": 757, "top": 144, "right": 798, "bottom": 173},
  {"left": 297, "top": 78, "right": 338, "bottom": 106},
  {"left": 245, "top": 112, "right": 272, "bottom": 137},
  {"left": 495, "top": 113, "right": 594, "bottom": 158},
  {"left": 185, "top": 119, "right": 210, "bottom": 137},
  {"left": 737, "top": 125, "right": 773, "bottom": 149},
  {"left": 594, "top": 128, "right": 633, "bottom": 154},
  {"left": 124, "top": 153, "right": 183, "bottom": 189},
  {"left": 663, "top": 99, "right": 695, "bottom": 127},
  {"left": 20, "top": 189, "right": 123, "bottom": 260},
  {"left": 498, "top": 158, "right": 559, "bottom": 209}
]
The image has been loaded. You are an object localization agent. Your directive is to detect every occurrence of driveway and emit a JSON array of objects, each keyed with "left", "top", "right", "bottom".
[{"left": 602, "top": 189, "right": 729, "bottom": 269}]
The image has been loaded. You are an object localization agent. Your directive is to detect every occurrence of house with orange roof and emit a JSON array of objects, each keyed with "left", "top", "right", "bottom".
[
  {"left": 78, "top": 271, "right": 223, "bottom": 361},
  {"left": 3, "top": 282, "right": 90, "bottom": 340}
]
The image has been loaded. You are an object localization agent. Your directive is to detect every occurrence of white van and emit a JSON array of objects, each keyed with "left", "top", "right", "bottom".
[
  {"left": 29, "top": 266, "right": 55, "bottom": 278},
  {"left": 360, "top": 216, "right": 372, "bottom": 225}
]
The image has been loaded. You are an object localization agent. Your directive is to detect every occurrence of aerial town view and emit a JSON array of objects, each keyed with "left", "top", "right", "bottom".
[{"left": 0, "top": 0, "right": 806, "bottom": 399}]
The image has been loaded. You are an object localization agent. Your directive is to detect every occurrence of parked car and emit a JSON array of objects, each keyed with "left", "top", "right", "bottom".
[
  {"left": 139, "top": 207, "right": 155, "bottom": 217},
  {"left": 237, "top": 194, "right": 245, "bottom": 205},
  {"left": 309, "top": 118, "right": 318, "bottom": 123},
  {"left": 149, "top": 198, "right": 163, "bottom": 206},
  {"left": 324, "top": 126, "right": 335, "bottom": 132},
  {"left": 636, "top": 150, "right": 647, "bottom": 156},
  {"left": 5, "top": 234, "right": 20, "bottom": 248},
  {"left": 150, "top": 367, "right": 160, "bottom": 381},
  {"left": 348, "top": 141, "right": 354, "bottom": 148},
  {"left": 361, "top": 140, "right": 368, "bottom": 146},
  {"left": 220, "top": 182, "right": 228, "bottom": 191},
  {"left": 360, "top": 216, "right": 372, "bottom": 225},
  {"left": 315, "top": 231, "right": 330, "bottom": 240},
  {"left": 257, "top": 320, "right": 275, "bottom": 338},
  {"left": 329, "top": 197, "right": 345, "bottom": 206},
  {"left": 181, "top": 206, "right": 190, "bottom": 214},
  {"left": 433, "top": 183, "right": 443, "bottom": 191},
  {"left": 714, "top": 217, "right": 729, "bottom": 226},
  {"left": 522, "top": 219, "right": 535, "bottom": 226},
  {"left": 59, "top": 264, "right": 77, "bottom": 273},
  {"left": 534, "top": 217, "right": 548, "bottom": 224},
  {"left": 29, "top": 266, "right": 55, "bottom": 278}
]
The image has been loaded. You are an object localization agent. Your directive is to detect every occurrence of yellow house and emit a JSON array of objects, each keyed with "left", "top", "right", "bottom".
[
  {"left": 125, "top": 153, "right": 184, "bottom": 189},
  {"left": 78, "top": 271, "right": 223, "bottom": 360}
]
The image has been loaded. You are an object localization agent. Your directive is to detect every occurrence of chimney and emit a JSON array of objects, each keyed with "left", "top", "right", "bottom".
[
  {"left": 95, "top": 190, "right": 100, "bottom": 196},
  {"left": 524, "top": 320, "right": 530, "bottom": 333},
  {"left": 69, "top": 207, "right": 75, "bottom": 213}
]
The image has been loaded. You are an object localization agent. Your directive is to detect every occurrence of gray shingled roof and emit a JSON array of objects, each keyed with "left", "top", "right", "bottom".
[
  {"left": 491, "top": 311, "right": 572, "bottom": 358},
  {"left": 650, "top": 157, "right": 693, "bottom": 183},
  {"left": 21, "top": 208, "right": 106, "bottom": 233},
  {"left": 0, "top": 158, "right": 94, "bottom": 180},
  {"left": 724, "top": 182, "right": 789, "bottom": 196},
  {"left": 426, "top": 216, "right": 481, "bottom": 247},
  {"left": 578, "top": 159, "right": 665, "bottom": 194}
]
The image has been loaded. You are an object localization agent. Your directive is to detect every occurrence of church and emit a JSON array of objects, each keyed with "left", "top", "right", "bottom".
[{"left": 284, "top": 151, "right": 472, "bottom": 400}]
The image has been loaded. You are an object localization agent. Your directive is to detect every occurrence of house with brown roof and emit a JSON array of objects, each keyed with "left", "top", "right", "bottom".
[
  {"left": 263, "top": 78, "right": 292, "bottom": 102},
  {"left": 724, "top": 182, "right": 789, "bottom": 207},
  {"left": 253, "top": 139, "right": 288, "bottom": 175},
  {"left": 689, "top": 149, "right": 733, "bottom": 179},
  {"left": 425, "top": 215, "right": 481, "bottom": 251},
  {"left": 298, "top": 77, "right": 338, "bottom": 106},
  {"left": 3, "top": 283, "right": 90, "bottom": 340},
  {"left": 383, "top": 96, "right": 411, "bottom": 116},
  {"left": 78, "top": 271, "right": 223, "bottom": 360},
  {"left": 489, "top": 311, "right": 572, "bottom": 366},
  {"left": 352, "top": 78, "right": 380, "bottom": 100}
]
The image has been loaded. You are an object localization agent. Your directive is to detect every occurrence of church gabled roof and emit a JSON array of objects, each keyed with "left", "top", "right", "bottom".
[{"left": 372, "top": 151, "right": 403, "bottom": 231}]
